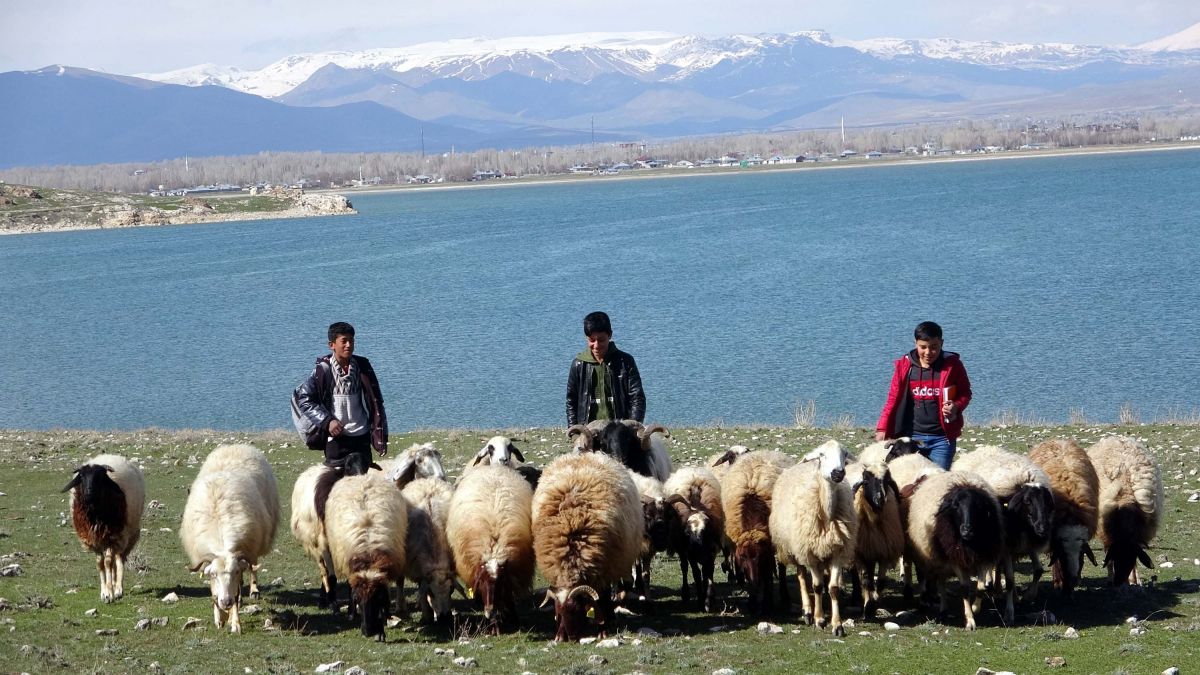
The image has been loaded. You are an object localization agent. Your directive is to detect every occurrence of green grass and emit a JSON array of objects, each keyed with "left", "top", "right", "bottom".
[{"left": 1, "top": 424, "right": 1197, "bottom": 674}]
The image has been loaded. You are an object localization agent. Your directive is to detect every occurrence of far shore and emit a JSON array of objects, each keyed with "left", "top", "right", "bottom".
[{"left": 325, "top": 140, "right": 1200, "bottom": 198}]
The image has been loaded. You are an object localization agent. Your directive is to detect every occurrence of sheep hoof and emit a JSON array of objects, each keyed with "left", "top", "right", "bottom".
[
  {"left": 375, "top": 633, "right": 385, "bottom": 643},
  {"left": 833, "top": 624, "right": 845, "bottom": 637},
  {"left": 249, "top": 590, "right": 260, "bottom": 600},
  {"left": 965, "top": 620, "right": 976, "bottom": 631},
  {"left": 800, "top": 613, "right": 813, "bottom": 626}
]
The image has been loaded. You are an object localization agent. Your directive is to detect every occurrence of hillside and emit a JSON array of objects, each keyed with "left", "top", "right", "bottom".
[{"left": 0, "top": 183, "right": 354, "bottom": 235}]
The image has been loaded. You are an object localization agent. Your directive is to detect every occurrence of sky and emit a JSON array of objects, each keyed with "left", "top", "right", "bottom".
[{"left": 2, "top": 0, "right": 1198, "bottom": 74}]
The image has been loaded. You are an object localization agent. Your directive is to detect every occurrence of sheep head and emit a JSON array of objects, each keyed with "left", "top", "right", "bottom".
[
  {"left": 544, "top": 584, "right": 600, "bottom": 642},
  {"left": 349, "top": 560, "right": 393, "bottom": 641},
  {"left": 884, "top": 437, "right": 925, "bottom": 462},
  {"left": 567, "top": 425, "right": 595, "bottom": 452},
  {"left": 194, "top": 554, "right": 248, "bottom": 617},
  {"left": 802, "top": 440, "right": 849, "bottom": 483},
  {"left": 473, "top": 436, "right": 524, "bottom": 467},
  {"left": 1008, "top": 483, "right": 1055, "bottom": 542},
  {"left": 638, "top": 424, "right": 671, "bottom": 451},
  {"left": 425, "top": 569, "right": 457, "bottom": 626},
  {"left": 855, "top": 468, "right": 888, "bottom": 512},
  {"left": 1100, "top": 505, "right": 1154, "bottom": 586},
  {"left": 711, "top": 445, "right": 749, "bottom": 468},
  {"left": 342, "top": 452, "right": 382, "bottom": 477},
  {"left": 734, "top": 530, "right": 774, "bottom": 590},
  {"left": 1048, "top": 522, "right": 1097, "bottom": 597},
  {"left": 667, "top": 493, "right": 710, "bottom": 547},
  {"left": 642, "top": 495, "right": 671, "bottom": 552}
]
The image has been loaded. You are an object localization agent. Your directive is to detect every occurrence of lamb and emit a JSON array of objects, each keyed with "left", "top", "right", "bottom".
[
  {"left": 770, "top": 440, "right": 858, "bottom": 635},
  {"left": 663, "top": 467, "right": 725, "bottom": 612},
  {"left": 465, "top": 435, "right": 542, "bottom": 489},
  {"left": 568, "top": 419, "right": 673, "bottom": 481},
  {"left": 628, "top": 472, "right": 671, "bottom": 604},
  {"left": 180, "top": 444, "right": 280, "bottom": 633},
  {"left": 445, "top": 464, "right": 536, "bottom": 633},
  {"left": 324, "top": 473, "right": 408, "bottom": 641},
  {"left": 904, "top": 469, "right": 1005, "bottom": 630},
  {"left": 1086, "top": 436, "right": 1163, "bottom": 586},
  {"left": 843, "top": 456, "right": 905, "bottom": 618},
  {"left": 857, "top": 437, "right": 925, "bottom": 468},
  {"left": 887, "top": 452, "right": 945, "bottom": 602},
  {"left": 400, "top": 476, "right": 459, "bottom": 626},
  {"left": 378, "top": 442, "right": 447, "bottom": 488},
  {"left": 707, "top": 444, "right": 750, "bottom": 582},
  {"left": 532, "top": 451, "right": 643, "bottom": 641},
  {"left": 62, "top": 454, "right": 145, "bottom": 603},
  {"left": 953, "top": 445, "right": 1055, "bottom": 624},
  {"left": 720, "top": 449, "right": 796, "bottom": 614},
  {"left": 289, "top": 453, "right": 380, "bottom": 610},
  {"left": 1028, "top": 438, "right": 1100, "bottom": 597}
]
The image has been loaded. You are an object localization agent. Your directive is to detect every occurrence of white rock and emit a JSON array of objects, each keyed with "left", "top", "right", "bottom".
[
  {"left": 315, "top": 662, "right": 343, "bottom": 673},
  {"left": 240, "top": 604, "right": 261, "bottom": 615},
  {"left": 95, "top": 628, "right": 118, "bottom": 636},
  {"left": 637, "top": 627, "right": 661, "bottom": 638},
  {"left": 884, "top": 622, "right": 901, "bottom": 632},
  {"left": 1162, "top": 668, "right": 1180, "bottom": 675},
  {"left": 1160, "top": 561, "right": 1174, "bottom": 568},
  {"left": 0, "top": 564, "right": 22, "bottom": 577},
  {"left": 1130, "top": 626, "right": 1148, "bottom": 636},
  {"left": 597, "top": 638, "right": 620, "bottom": 648},
  {"left": 858, "top": 631, "right": 872, "bottom": 637},
  {"left": 452, "top": 656, "right": 477, "bottom": 667},
  {"left": 84, "top": 608, "right": 97, "bottom": 617},
  {"left": 631, "top": 638, "right": 642, "bottom": 646},
  {"left": 161, "top": 592, "right": 179, "bottom": 604},
  {"left": 135, "top": 619, "right": 151, "bottom": 630},
  {"left": 182, "top": 617, "right": 202, "bottom": 630},
  {"left": 1126, "top": 616, "right": 1139, "bottom": 624},
  {"left": 588, "top": 655, "right": 608, "bottom": 666},
  {"left": 756, "top": 621, "right": 784, "bottom": 634},
  {"left": 1063, "top": 627, "right": 1079, "bottom": 639},
  {"left": 344, "top": 668, "right": 367, "bottom": 675},
  {"left": 578, "top": 637, "right": 597, "bottom": 645},
  {"left": 843, "top": 618, "right": 855, "bottom": 628},
  {"left": 1188, "top": 493, "right": 1198, "bottom": 503},
  {"left": 152, "top": 617, "right": 168, "bottom": 627},
  {"left": 713, "top": 669, "right": 737, "bottom": 675},
  {"left": 158, "top": 527, "right": 172, "bottom": 533}
]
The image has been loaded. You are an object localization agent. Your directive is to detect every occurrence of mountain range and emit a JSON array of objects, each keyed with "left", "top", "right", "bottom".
[{"left": 3, "top": 25, "right": 1200, "bottom": 169}]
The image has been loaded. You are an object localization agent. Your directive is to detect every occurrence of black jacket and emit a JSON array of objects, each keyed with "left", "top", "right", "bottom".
[
  {"left": 566, "top": 345, "right": 646, "bottom": 426},
  {"left": 293, "top": 354, "right": 388, "bottom": 453}
]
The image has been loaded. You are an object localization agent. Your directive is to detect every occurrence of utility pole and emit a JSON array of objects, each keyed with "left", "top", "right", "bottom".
[
  {"left": 591, "top": 116, "right": 595, "bottom": 152},
  {"left": 420, "top": 127, "right": 425, "bottom": 159}
]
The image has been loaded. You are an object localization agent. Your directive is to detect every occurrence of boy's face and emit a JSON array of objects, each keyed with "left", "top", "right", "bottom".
[
  {"left": 587, "top": 331, "right": 612, "bottom": 362},
  {"left": 915, "top": 337, "right": 943, "bottom": 367},
  {"left": 329, "top": 334, "right": 355, "bottom": 362}
]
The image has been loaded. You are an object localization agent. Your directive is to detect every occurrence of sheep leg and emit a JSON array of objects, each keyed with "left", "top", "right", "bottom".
[
  {"left": 678, "top": 550, "right": 691, "bottom": 603},
  {"left": 249, "top": 563, "right": 260, "bottom": 600},
  {"left": 213, "top": 602, "right": 225, "bottom": 629},
  {"left": 830, "top": 565, "right": 846, "bottom": 636},
  {"left": 903, "top": 559, "right": 914, "bottom": 603},
  {"left": 796, "top": 567, "right": 813, "bottom": 625},
  {"left": 960, "top": 571, "right": 978, "bottom": 631},
  {"left": 689, "top": 557, "right": 704, "bottom": 611},
  {"left": 229, "top": 594, "right": 242, "bottom": 634},
  {"left": 96, "top": 554, "right": 111, "bottom": 603},
  {"left": 396, "top": 577, "right": 408, "bottom": 618},
  {"left": 113, "top": 552, "right": 126, "bottom": 600},
  {"left": 317, "top": 551, "right": 338, "bottom": 611},
  {"left": 849, "top": 567, "right": 863, "bottom": 607},
  {"left": 1003, "top": 555, "right": 1016, "bottom": 625},
  {"left": 418, "top": 582, "right": 434, "bottom": 625},
  {"left": 935, "top": 577, "right": 949, "bottom": 623},
  {"left": 862, "top": 562, "right": 877, "bottom": 618},
  {"left": 1023, "top": 554, "right": 1043, "bottom": 602},
  {"left": 702, "top": 553, "right": 717, "bottom": 613},
  {"left": 810, "top": 566, "right": 827, "bottom": 629},
  {"left": 777, "top": 561, "right": 790, "bottom": 608}
]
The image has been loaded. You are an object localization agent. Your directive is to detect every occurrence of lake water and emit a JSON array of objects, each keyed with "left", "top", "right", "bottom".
[{"left": 3, "top": 149, "right": 1199, "bottom": 432}]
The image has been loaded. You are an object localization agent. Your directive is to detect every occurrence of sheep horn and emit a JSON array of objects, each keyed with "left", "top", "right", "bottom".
[
  {"left": 1083, "top": 543, "right": 1098, "bottom": 566},
  {"left": 639, "top": 425, "right": 670, "bottom": 449},
  {"left": 569, "top": 585, "right": 600, "bottom": 602},
  {"left": 189, "top": 559, "right": 210, "bottom": 573},
  {"left": 60, "top": 473, "right": 82, "bottom": 493},
  {"left": 567, "top": 425, "right": 594, "bottom": 451},
  {"left": 712, "top": 450, "right": 737, "bottom": 466},
  {"left": 538, "top": 589, "right": 555, "bottom": 609},
  {"left": 665, "top": 494, "right": 690, "bottom": 511},
  {"left": 369, "top": 463, "right": 383, "bottom": 472}
]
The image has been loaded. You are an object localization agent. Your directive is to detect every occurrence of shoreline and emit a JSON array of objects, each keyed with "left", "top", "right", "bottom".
[{"left": 330, "top": 140, "right": 1200, "bottom": 197}]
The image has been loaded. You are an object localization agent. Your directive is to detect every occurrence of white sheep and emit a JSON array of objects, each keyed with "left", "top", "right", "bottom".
[
  {"left": 400, "top": 476, "right": 458, "bottom": 625},
  {"left": 325, "top": 473, "right": 408, "bottom": 641},
  {"left": 887, "top": 452, "right": 945, "bottom": 602},
  {"left": 180, "top": 444, "right": 280, "bottom": 633},
  {"left": 770, "top": 440, "right": 858, "bottom": 635},
  {"left": 1086, "top": 436, "right": 1163, "bottom": 586},
  {"left": 446, "top": 464, "right": 536, "bottom": 633},
  {"left": 464, "top": 435, "right": 542, "bottom": 488},
  {"left": 954, "top": 445, "right": 1055, "bottom": 624},
  {"left": 378, "top": 442, "right": 447, "bottom": 488},
  {"left": 62, "top": 454, "right": 145, "bottom": 603},
  {"left": 533, "top": 451, "right": 643, "bottom": 642},
  {"left": 857, "top": 437, "right": 925, "bottom": 468}
]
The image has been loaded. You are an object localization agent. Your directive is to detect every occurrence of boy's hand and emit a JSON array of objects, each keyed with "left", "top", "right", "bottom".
[
  {"left": 875, "top": 431, "right": 887, "bottom": 441},
  {"left": 942, "top": 401, "right": 958, "bottom": 422},
  {"left": 328, "top": 419, "right": 343, "bottom": 437}
]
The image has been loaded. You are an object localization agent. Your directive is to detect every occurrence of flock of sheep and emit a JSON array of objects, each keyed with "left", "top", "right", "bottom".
[{"left": 60, "top": 419, "right": 1163, "bottom": 643}]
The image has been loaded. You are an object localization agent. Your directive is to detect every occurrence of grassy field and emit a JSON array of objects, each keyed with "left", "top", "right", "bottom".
[{"left": 1, "top": 423, "right": 1196, "bottom": 674}]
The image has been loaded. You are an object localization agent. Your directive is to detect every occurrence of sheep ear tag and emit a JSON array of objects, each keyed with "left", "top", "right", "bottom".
[
  {"left": 586, "top": 606, "right": 595, "bottom": 618},
  {"left": 465, "top": 586, "right": 475, "bottom": 599}
]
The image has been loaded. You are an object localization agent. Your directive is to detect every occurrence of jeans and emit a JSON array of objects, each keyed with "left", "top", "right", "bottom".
[{"left": 912, "top": 433, "right": 957, "bottom": 470}]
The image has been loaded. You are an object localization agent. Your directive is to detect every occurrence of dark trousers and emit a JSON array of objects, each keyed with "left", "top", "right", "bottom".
[{"left": 324, "top": 432, "right": 371, "bottom": 468}]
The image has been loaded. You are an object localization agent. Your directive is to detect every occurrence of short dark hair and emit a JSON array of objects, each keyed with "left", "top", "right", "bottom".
[
  {"left": 583, "top": 311, "right": 612, "bottom": 337},
  {"left": 914, "top": 321, "right": 943, "bottom": 341},
  {"left": 328, "top": 322, "right": 355, "bottom": 343}
]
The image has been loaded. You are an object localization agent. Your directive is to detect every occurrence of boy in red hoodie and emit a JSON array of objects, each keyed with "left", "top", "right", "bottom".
[{"left": 875, "top": 321, "right": 972, "bottom": 469}]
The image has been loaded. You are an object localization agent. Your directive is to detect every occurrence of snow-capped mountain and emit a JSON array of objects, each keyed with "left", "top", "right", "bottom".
[
  {"left": 136, "top": 28, "right": 1200, "bottom": 98},
  {"left": 1137, "top": 21, "right": 1200, "bottom": 52}
]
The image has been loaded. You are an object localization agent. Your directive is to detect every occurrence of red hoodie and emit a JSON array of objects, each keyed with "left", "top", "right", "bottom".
[{"left": 876, "top": 351, "right": 972, "bottom": 441}]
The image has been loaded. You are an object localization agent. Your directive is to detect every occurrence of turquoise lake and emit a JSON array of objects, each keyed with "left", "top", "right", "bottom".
[{"left": 2, "top": 149, "right": 1198, "bottom": 432}]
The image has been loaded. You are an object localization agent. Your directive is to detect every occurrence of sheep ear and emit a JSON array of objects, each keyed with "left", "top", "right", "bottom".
[
  {"left": 189, "top": 559, "right": 210, "bottom": 573},
  {"left": 1083, "top": 543, "right": 1098, "bottom": 566},
  {"left": 369, "top": 463, "right": 383, "bottom": 472},
  {"left": 61, "top": 473, "right": 82, "bottom": 493},
  {"left": 712, "top": 451, "right": 736, "bottom": 466},
  {"left": 1137, "top": 548, "right": 1154, "bottom": 569},
  {"left": 508, "top": 443, "right": 525, "bottom": 463}
]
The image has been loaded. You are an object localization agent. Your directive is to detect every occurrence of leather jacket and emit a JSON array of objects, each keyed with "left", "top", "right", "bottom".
[
  {"left": 566, "top": 345, "right": 645, "bottom": 426},
  {"left": 294, "top": 354, "right": 388, "bottom": 453}
]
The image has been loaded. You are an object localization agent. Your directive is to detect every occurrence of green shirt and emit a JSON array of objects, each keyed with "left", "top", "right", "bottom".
[{"left": 593, "top": 360, "right": 612, "bottom": 421}]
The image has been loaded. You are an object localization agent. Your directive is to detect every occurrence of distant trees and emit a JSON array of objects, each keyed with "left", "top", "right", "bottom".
[{"left": 3, "top": 113, "right": 1198, "bottom": 193}]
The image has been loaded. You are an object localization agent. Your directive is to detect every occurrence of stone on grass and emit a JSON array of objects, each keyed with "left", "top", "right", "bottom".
[
  {"left": 637, "top": 626, "right": 661, "bottom": 637},
  {"left": 883, "top": 622, "right": 901, "bottom": 632},
  {"left": 135, "top": 618, "right": 151, "bottom": 630},
  {"left": 578, "top": 637, "right": 597, "bottom": 645},
  {"left": 713, "top": 669, "right": 737, "bottom": 675},
  {"left": 345, "top": 668, "right": 367, "bottom": 675},
  {"left": 84, "top": 608, "right": 97, "bottom": 617},
  {"left": 0, "top": 564, "right": 22, "bottom": 577},
  {"left": 756, "top": 621, "right": 784, "bottom": 634},
  {"left": 314, "top": 662, "right": 343, "bottom": 673},
  {"left": 161, "top": 592, "right": 179, "bottom": 604},
  {"left": 452, "top": 656, "right": 477, "bottom": 668},
  {"left": 182, "top": 617, "right": 203, "bottom": 630},
  {"left": 95, "top": 628, "right": 118, "bottom": 636},
  {"left": 1162, "top": 668, "right": 1179, "bottom": 675},
  {"left": 1063, "top": 627, "right": 1079, "bottom": 639},
  {"left": 1131, "top": 626, "right": 1148, "bottom": 636},
  {"left": 152, "top": 617, "right": 168, "bottom": 627},
  {"left": 598, "top": 638, "right": 620, "bottom": 648},
  {"left": 588, "top": 655, "right": 608, "bottom": 666},
  {"left": 1045, "top": 656, "right": 1066, "bottom": 668},
  {"left": 240, "top": 604, "right": 261, "bottom": 615}
]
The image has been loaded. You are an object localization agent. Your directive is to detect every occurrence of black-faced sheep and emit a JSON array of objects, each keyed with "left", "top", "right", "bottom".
[
  {"left": 1086, "top": 436, "right": 1163, "bottom": 586},
  {"left": 532, "top": 451, "right": 643, "bottom": 642},
  {"left": 1029, "top": 438, "right": 1100, "bottom": 597},
  {"left": 568, "top": 419, "right": 673, "bottom": 481},
  {"left": 905, "top": 470, "right": 1005, "bottom": 630},
  {"left": 62, "top": 454, "right": 145, "bottom": 603},
  {"left": 290, "top": 454, "right": 379, "bottom": 610},
  {"left": 400, "top": 476, "right": 459, "bottom": 626},
  {"left": 180, "top": 444, "right": 280, "bottom": 633},
  {"left": 954, "top": 445, "right": 1054, "bottom": 624},
  {"left": 858, "top": 437, "right": 925, "bottom": 467},
  {"left": 446, "top": 464, "right": 535, "bottom": 634},
  {"left": 664, "top": 467, "right": 725, "bottom": 612},
  {"left": 844, "top": 457, "right": 905, "bottom": 618},
  {"left": 720, "top": 449, "right": 796, "bottom": 614},
  {"left": 770, "top": 441, "right": 858, "bottom": 635},
  {"left": 324, "top": 473, "right": 408, "bottom": 641}
]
